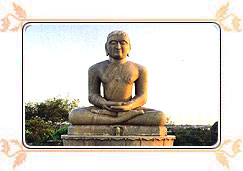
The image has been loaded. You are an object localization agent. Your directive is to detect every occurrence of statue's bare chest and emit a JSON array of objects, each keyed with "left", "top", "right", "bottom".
[{"left": 101, "top": 63, "right": 139, "bottom": 85}]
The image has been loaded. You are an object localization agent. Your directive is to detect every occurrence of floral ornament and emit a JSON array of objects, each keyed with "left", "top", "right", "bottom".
[
  {"left": 216, "top": 2, "right": 242, "bottom": 32},
  {"left": 0, "top": 139, "right": 27, "bottom": 170},
  {"left": 0, "top": 2, "right": 27, "bottom": 32},
  {"left": 215, "top": 139, "right": 242, "bottom": 169}
]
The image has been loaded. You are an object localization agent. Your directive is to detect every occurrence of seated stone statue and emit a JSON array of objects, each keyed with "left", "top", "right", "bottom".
[{"left": 69, "top": 30, "right": 166, "bottom": 126}]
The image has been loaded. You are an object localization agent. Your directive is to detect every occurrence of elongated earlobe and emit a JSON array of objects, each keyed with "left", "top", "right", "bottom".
[
  {"left": 105, "top": 43, "right": 109, "bottom": 56},
  {"left": 127, "top": 44, "right": 131, "bottom": 57}
]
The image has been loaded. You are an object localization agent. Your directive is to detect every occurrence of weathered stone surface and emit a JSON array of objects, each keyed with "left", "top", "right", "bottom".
[
  {"left": 61, "top": 135, "right": 176, "bottom": 146},
  {"left": 68, "top": 125, "right": 167, "bottom": 136},
  {"left": 62, "top": 31, "right": 176, "bottom": 146},
  {"left": 68, "top": 31, "right": 166, "bottom": 126}
]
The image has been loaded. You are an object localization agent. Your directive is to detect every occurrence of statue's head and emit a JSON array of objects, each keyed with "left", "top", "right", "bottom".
[{"left": 105, "top": 30, "right": 131, "bottom": 59}]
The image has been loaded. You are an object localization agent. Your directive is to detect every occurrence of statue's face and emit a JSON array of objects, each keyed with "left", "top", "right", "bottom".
[{"left": 106, "top": 34, "right": 130, "bottom": 59}]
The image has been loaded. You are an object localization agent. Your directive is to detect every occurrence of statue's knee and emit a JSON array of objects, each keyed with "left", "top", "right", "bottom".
[
  {"left": 160, "top": 112, "right": 166, "bottom": 126},
  {"left": 155, "top": 111, "right": 166, "bottom": 126},
  {"left": 69, "top": 108, "right": 85, "bottom": 123}
]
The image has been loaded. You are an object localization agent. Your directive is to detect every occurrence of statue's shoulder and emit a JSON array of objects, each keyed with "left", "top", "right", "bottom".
[
  {"left": 89, "top": 60, "right": 109, "bottom": 72},
  {"left": 127, "top": 61, "right": 147, "bottom": 72}
]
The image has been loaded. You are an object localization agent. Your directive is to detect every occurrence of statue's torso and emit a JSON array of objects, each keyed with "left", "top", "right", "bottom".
[{"left": 98, "top": 60, "right": 139, "bottom": 101}]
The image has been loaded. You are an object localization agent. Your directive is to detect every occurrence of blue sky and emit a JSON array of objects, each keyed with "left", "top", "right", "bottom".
[{"left": 24, "top": 22, "right": 220, "bottom": 125}]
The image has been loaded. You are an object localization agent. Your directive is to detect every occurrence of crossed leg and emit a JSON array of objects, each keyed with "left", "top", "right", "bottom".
[{"left": 69, "top": 106, "right": 166, "bottom": 126}]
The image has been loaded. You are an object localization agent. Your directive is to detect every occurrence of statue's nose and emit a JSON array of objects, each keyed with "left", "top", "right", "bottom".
[{"left": 116, "top": 42, "right": 122, "bottom": 49}]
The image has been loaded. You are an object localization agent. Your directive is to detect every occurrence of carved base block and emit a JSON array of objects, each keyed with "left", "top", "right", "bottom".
[
  {"left": 61, "top": 135, "right": 176, "bottom": 146},
  {"left": 68, "top": 125, "right": 167, "bottom": 136}
]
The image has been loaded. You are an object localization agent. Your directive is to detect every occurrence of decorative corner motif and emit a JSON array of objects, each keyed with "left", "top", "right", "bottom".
[
  {"left": 216, "top": 2, "right": 242, "bottom": 32},
  {"left": 0, "top": 139, "right": 27, "bottom": 170},
  {"left": 0, "top": 2, "right": 27, "bottom": 32},
  {"left": 215, "top": 139, "right": 242, "bottom": 169}
]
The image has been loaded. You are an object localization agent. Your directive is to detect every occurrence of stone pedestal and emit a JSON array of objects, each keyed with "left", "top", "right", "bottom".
[
  {"left": 68, "top": 125, "right": 167, "bottom": 136},
  {"left": 62, "top": 125, "right": 176, "bottom": 146},
  {"left": 62, "top": 135, "right": 176, "bottom": 146}
]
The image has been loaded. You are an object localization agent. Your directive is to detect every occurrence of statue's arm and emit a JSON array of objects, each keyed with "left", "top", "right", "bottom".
[
  {"left": 129, "top": 66, "right": 147, "bottom": 109},
  {"left": 88, "top": 66, "right": 107, "bottom": 107}
]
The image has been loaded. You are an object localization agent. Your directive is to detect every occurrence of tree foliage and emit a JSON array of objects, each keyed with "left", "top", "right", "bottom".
[
  {"left": 25, "top": 96, "right": 80, "bottom": 146},
  {"left": 25, "top": 97, "right": 80, "bottom": 124},
  {"left": 25, "top": 117, "right": 53, "bottom": 145},
  {"left": 166, "top": 115, "right": 175, "bottom": 125},
  {"left": 169, "top": 127, "right": 212, "bottom": 146}
]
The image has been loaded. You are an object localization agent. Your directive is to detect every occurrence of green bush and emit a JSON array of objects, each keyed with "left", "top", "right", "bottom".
[
  {"left": 50, "top": 125, "right": 68, "bottom": 141},
  {"left": 170, "top": 128, "right": 211, "bottom": 146},
  {"left": 25, "top": 117, "right": 54, "bottom": 146},
  {"left": 25, "top": 96, "right": 80, "bottom": 124},
  {"left": 25, "top": 96, "right": 80, "bottom": 146}
]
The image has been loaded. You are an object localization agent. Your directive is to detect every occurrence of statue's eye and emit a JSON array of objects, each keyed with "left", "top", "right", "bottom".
[
  {"left": 120, "top": 41, "right": 127, "bottom": 45},
  {"left": 109, "top": 41, "right": 117, "bottom": 45}
]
